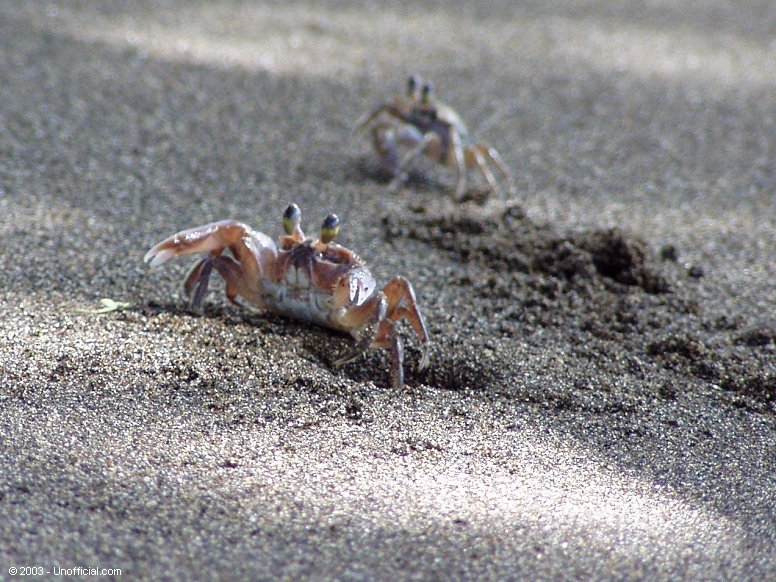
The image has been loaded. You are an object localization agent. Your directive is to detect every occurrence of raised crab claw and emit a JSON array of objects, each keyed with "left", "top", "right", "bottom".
[{"left": 144, "top": 204, "right": 430, "bottom": 389}]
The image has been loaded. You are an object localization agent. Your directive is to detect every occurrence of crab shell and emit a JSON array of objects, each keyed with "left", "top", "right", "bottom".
[
  {"left": 354, "top": 76, "right": 429, "bottom": 176},
  {"left": 144, "top": 208, "right": 430, "bottom": 389}
]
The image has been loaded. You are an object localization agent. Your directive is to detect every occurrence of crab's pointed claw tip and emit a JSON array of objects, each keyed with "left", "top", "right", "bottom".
[{"left": 145, "top": 248, "right": 176, "bottom": 268}]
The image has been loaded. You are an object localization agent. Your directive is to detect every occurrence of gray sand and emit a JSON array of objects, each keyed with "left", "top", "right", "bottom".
[{"left": 1, "top": 1, "right": 774, "bottom": 580}]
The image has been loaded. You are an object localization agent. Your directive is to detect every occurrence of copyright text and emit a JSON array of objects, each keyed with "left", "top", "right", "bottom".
[{"left": 8, "top": 566, "right": 122, "bottom": 577}]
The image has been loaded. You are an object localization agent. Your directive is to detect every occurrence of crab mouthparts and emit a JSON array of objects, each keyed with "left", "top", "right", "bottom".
[{"left": 286, "top": 266, "right": 311, "bottom": 289}]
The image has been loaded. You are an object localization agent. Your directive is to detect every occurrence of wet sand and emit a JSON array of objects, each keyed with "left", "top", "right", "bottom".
[{"left": 1, "top": 1, "right": 774, "bottom": 580}]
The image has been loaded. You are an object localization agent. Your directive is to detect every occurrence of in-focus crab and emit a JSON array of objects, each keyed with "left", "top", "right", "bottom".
[
  {"left": 357, "top": 76, "right": 514, "bottom": 201},
  {"left": 144, "top": 204, "right": 430, "bottom": 389}
]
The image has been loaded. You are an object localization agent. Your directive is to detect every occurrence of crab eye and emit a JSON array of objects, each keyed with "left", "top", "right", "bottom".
[
  {"left": 407, "top": 75, "right": 420, "bottom": 96},
  {"left": 320, "top": 213, "right": 339, "bottom": 244},
  {"left": 283, "top": 204, "right": 301, "bottom": 235},
  {"left": 421, "top": 82, "right": 433, "bottom": 102}
]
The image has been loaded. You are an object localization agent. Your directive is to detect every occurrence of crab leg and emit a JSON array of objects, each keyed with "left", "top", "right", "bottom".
[
  {"left": 372, "top": 124, "right": 401, "bottom": 175},
  {"left": 371, "top": 318, "right": 405, "bottom": 390},
  {"left": 466, "top": 146, "right": 499, "bottom": 195},
  {"left": 381, "top": 276, "right": 430, "bottom": 370},
  {"left": 447, "top": 131, "right": 467, "bottom": 199},
  {"left": 333, "top": 291, "right": 386, "bottom": 361},
  {"left": 471, "top": 143, "right": 515, "bottom": 195},
  {"left": 388, "top": 131, "right": 442, "bottom": 191},
  {"left": 182, "top": 255, "right": 256, "bottom": 310},
  {"left": 183, "top": 257, "right": 215, "bottom": 310},
  {"left": 355, "top": 103, "right": 408, "bottom": 132},
  {"left": 335, "top": 309, "right": 407, "bottom": 390},
  {"left": 354, "top": 104, "right": 388, "bottom": 132},
  {"left": 333, "top": 321, "right": 379, "bottom": 367},
  {"left": 332, "top": 290, "right": 410, "bottom": 389}
]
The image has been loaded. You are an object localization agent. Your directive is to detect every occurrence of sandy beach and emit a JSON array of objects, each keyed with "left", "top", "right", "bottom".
[{"left": 1, "top": 1, "right": 774, "bottom": 580}]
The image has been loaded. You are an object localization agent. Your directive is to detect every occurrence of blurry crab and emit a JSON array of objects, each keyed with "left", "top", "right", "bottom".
[
  {"left": 355, "top": 75, "right": 424, "bottom": 178},
  {"left": 357, "top": 76, "right": 515, "bottom": 201},
  {"left": 144, "top": 204, "right": 430, "bottom": 389}
]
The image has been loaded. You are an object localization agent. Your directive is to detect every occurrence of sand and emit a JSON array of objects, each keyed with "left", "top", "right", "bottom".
[{"left": 1, "top": 1, "right": 774, "bottom": 580}]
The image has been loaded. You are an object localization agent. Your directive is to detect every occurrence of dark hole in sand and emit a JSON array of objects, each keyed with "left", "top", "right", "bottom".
[
  {"left": 382, "top": 203, "right": 775, "bottom": 413},
  {"left": 383, "top": 202, "right": 671, "bottom": 294}
]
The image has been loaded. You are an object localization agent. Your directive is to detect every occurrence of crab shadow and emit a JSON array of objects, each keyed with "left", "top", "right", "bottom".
[
  {"left": 138, "top": 299, "right": 414, "bottom": 390},
  {"left": 347, "top": 155, "right": 450, "bottom": 195}
]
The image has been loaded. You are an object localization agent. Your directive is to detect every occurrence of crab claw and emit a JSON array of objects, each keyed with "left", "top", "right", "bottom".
[
  {"left": 145, "top": 246, "right": 179, "bottom": 269},
  {"left": 143, "top": 222, "right": 238, "bottom": 268},
  {"left": 144, "top": 220, "right": 276, "bottom": 285}
]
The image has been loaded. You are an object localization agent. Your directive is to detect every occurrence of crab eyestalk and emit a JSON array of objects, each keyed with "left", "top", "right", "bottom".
[
  {"left": 320, "top": 213, "right": 340, "bottom": 244},
  {"left": 421, "top": 82, "right": 434, "bottom": 104},
  {"left": 407, "top": 75, "right": 420, "bottom": 97},
  {"left": 283, "top": 203, "right": 302, "bottom": 235}
]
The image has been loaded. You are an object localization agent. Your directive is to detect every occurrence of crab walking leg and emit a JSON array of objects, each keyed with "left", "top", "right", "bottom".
[
  {"left": 354, "top": 104, "right": 392, "bottom": 132},
  {"left": 447, "top": 131, "right": 468, "bottom": 199},
  {"left": 388, "top": 131, "right": 443, "bottom": 191},
  {"left": 381, "top": 276, "right": 431, "bottom": 369},
  {"left": 473, "top": 143, "right": 515, "bottom": 195},
  {"left": 332, "top": 292, "right": 387, "bottom": 365},
  {"left": 372, "top": 123, "right": 426, "bottom": 176},
  {"left": 183, "top": 255, "right": 255, "bottom": 311},
  {"left": 211, "top": 255, "right": 251, "bottom": 304},
  {"left": 371, "top": 318, "right": 405, "bottom": 390},
  {"left": 372, "top": 124, "right": 401, "bottom": 175},
  {"left": 181, "top": 254, "right": 258, "bottom": 310},
  {"left": 333, "top": 294, "right": 410, "bottom": 389},
  {"left": 332, "top": 322, "right": 379, "bottom": 367},
  {"left": 465, "top": 146, "right": 499, "bottom": 194},
  {"left": 183, "top": 257, "right": 215, "bottom": 310},
  {"left": 355, "top": 103, "right": 411, "bottom": 132}
]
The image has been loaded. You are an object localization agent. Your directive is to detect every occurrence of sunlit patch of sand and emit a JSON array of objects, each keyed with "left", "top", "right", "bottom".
[{"left": 27, "top": 1, "right": 776, "bottom": 88}]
